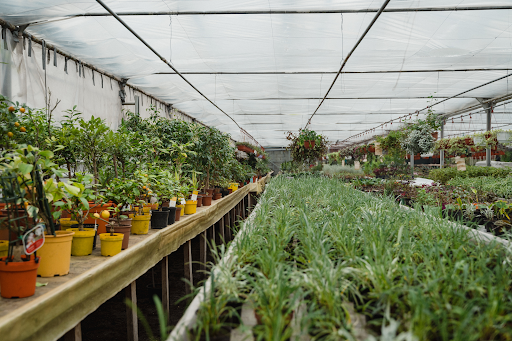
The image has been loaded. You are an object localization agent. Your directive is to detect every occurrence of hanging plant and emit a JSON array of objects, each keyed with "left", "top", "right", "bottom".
[{"left": 286, "top": 130, "right": 328, "bottom": 164}]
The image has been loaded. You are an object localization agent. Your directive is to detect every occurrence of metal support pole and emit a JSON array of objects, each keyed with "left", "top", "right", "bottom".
[
  {"left": 125, "top": 281, "right": 138, "bottom": 341},
  {"left": 440, "top": 120, "right": 445, "bottom": 168},
  {"left": 161, "top": 256, "right": 169, "bottom": 319},
  {"left": 134, "top": 95, "right": 140, "bottom": 114},
  {"left": 183, "top": 240, "right": 193, "bottom": 294},
  {"left": 410, "top": 154, "right": 414, "bottom": 177},
  {"left": 486, "top": 105, "right": 492, "bottom": 167}
]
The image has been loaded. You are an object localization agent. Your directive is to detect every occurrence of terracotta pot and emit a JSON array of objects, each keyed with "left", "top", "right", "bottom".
[
  {"left": 431, "top": 132, "right": 439, "bottom": 140},
  {"left": 304, "top": 140, "right": 315, "bottom": 149},
  {"left": 213, "top": 193, "right": 222, "bottom": 200},
  {"left": 206, "top": 188, "right": 214, "bottom": 196},
  {"left": 227, "top": 188, "right": 233, "bottom": 194},
  {"left": 197, "top": 195, "right": 203, "bottom": 207},
  {"left": 175, "top": 207, "right": 182, "bottom": 221},
  {"left": 0, "top": 255, "right": 40, "bottom": 298},
  {"left": 414, "top": 154, "right": 420, "bottom": 160},
  {"left": 202, "top": 195, "right": 213, "bottom": 206},
  {"left": 109, "top": 218, "right": 132, "bottom": 227},
  {"left": 85, "top": 203, "right": 113, "bottom": 235},
  {"left": 161, "top": 201, "right": 170, "bottom": 208},
  {"left": 105, "top": 224, "right": 131, "bottom": 249}
]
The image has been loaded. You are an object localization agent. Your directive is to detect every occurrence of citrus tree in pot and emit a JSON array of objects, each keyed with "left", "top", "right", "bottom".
[
  {"left": 148, "top": 169, "right": 175, "bottom": 228},
  {"left": 0, "top": 145, "right": 79, "bottom": 278},
  {"left": 103, "top": 178, "right": 139, "bottom": 249},
  {"left": 59, "top": 173, "right": 100, "bottom": 256}
]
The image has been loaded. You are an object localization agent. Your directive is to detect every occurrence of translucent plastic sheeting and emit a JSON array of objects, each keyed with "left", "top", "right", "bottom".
[{"left": 2, "top": 1, "right": 512, "bottom": 146}]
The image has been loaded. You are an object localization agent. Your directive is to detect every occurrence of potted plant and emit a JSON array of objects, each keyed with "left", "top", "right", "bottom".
[
  {"left": 298, "top": 129, "right": 318, "bottom": 149},
  {"left": 0, "top": 175, "right": 40, "bottom": 298},
  {"left": 0, "top": 145, "right": 77, "bottom": 278},
  {"left": 98, "top": 210, "right": 124, "bottom": 257},
  {"left": 103, "top": 178, "right": 138, "bottom": 249},
  {"left": 59, "top": 173, "right": 100, "bottom": 256},
  {"left": 148, "top": 169, "right": 175, "bottom": 228}
]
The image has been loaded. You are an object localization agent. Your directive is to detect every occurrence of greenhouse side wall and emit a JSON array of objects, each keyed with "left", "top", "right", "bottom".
[{"left": 0, "top": 29, "right": 190, "bottom": 127}]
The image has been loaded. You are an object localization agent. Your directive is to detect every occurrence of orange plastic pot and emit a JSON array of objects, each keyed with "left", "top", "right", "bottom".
[
  {"left": 0, "top": 255, "right": 40, "bottom": 298},
  {"left": 84, "top": 203, "right": 113, "bottom": 234}
]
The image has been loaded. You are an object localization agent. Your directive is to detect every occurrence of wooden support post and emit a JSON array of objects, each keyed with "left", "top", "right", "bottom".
[
  {"left": 242, "top": 196, "right": 246, "bottom": 219},
  {"left": 219, "top": 216, "right": 225, "bottom": 243},
  {"left": 210, "top": 224, "right": 216, "bottom": 246},
  {"left": 226, "top": 212, "right": 232, "bottom": 241},
  {"left": 63, "top": 322, "right": 82, "bottom": 341},
  {"left": 200, "top": 230, "right": 207, "bottom": 275},
  {"left": 161, "top": 256, "right": 169, "bottom": 319},
  {"left": 184, "top": 240, "right": 193, "bottom": 294},
  {"left": 126, "top": 281, "right": 138, "bottom": 341}
]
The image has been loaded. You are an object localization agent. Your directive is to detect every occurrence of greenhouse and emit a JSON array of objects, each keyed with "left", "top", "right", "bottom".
[{"left": 1, "top": 1, "right": 512, "bottom": 341}]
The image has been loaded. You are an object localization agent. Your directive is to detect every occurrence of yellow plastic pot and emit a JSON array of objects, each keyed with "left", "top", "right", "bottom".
[
  {"left": 142, "top": 207, "right": 151, "bottom": 214},
  {"left": 0, "top": 240, "right": 8, "bottom": 258},
  {"left": 66, "top": 228, "right": 95, "bottom": 256},
  {"left": 59, "top": 218, "right": 78, "bottom": 230},
  {"left": 228, "top": 183, "right": 239, "bottom": 192},
  {"left": 177, "top": 201, "right": 185, "bottom": 216},
  {"left": 184, "top": 200, "right": 197, "bottom": 215},
  {"left": 37, "top": 231, "right": 75, "bottom": 277},
  {"left": 99, "top": 233, "right": 124, "bottom": 257},
  {"left": 130, "top": 214, "right": 151, "bottom": 235}
]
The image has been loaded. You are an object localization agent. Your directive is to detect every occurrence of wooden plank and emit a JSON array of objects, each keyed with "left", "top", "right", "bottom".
[
  {"left": 62, "top": 322, "right": 81, "bottom": 341},
  {"left": 161, "top": 256, "right": 169, "bottom": 318},
  {"left": 0, "top": 179, "right": 266, "bottom": 341},
  {"left": 126, "top": 281, "right": 138, "bottom": 341},
  {"left": 184, "top": 240, "right": 193, "bottom": 294},
  {"left": 199, "top": 231, "right": 207, "bottom": 274}
]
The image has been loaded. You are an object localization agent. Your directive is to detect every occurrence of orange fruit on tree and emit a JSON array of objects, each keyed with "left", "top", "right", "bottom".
[
  {"left": 20, "top": 127, "right": 26, "bottom": 132},
  {"left": 8, "top": 106, "right": 15, "bottom": 112},
  {"left": 19, "top": 107, "right": 25, "bottom": 113},
  {"left": 142, "top": 186, "right": 146, "bottom": 190},
  {"left": 7, "top": 132, "right": 13, "bottom": 138},
  {"left": 14, "top": 122, "right": 20, "bottom": 127},
  {"left": 101, "top": 210, "right": 110, "bottom": 219}
]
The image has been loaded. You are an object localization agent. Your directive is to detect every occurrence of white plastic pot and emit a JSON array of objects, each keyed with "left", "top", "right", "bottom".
[{"left": 473, "top": 136, "right": 485, "bottom": 146}]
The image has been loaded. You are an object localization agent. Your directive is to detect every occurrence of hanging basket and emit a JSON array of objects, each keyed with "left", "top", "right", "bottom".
[
  {"left": 464, "top": 137, "right": 474, "bottom": 146},
  {"left": 431, "top": 132, "right": 439, "bottom": 140},
  {"left": 237, "top": 145, "right": 254, "bottom": 154}
]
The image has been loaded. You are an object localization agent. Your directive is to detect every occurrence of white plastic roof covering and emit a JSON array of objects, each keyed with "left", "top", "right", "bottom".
[{"left": 2, "top": 1, "right": 512, "bottom": 146}]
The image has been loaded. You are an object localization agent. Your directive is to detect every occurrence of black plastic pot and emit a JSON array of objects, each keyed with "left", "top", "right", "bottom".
[
  {"left": 162, "top": 207, "right": 177, "bottom": 225},
  {"left": 71, "top": 223, "right": 98, "bottom": 249},
  {"left": 221, "top": 189, "right": 229, "bottom": 197},
  {"left": 151, "top": 210, "right": 170, "bottom": 229}
]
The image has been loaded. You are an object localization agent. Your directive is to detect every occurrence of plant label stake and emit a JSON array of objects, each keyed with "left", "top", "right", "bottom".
[{"left": 22, "top": 224, "right": 45, "bottom": 255}]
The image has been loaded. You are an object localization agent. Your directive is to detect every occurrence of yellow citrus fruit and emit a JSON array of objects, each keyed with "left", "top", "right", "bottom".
[
  {"left": 143, "top": 186, "right": 146, "bottom": 190},
  {"left": 24, "top": 202, "right": 29, "bottom": 208},
  {"left": 7, "top": 132, "right": 13, "bottom": 138},
  {"left": 93, "top": 213, "right": 100, "bottom": 219},
  {"left": 20, "top": 127, "right": 26, "bottom": 132},
  {"left": 19, "top": 107, "right": 25, "bottom": 113},
  {"left": 14, "top": 122, "right": 20, "bottom": 127},
  {"left": 8, "top": 106, "right": 15, "bottom": 112},
  {"left": 101, "top": 210, "right": 110, "bottom": 219}
]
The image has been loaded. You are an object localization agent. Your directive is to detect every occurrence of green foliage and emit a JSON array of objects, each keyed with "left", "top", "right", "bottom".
[
  {"left": 447, "top": 176, "right": 512, "bottom": 199},
  {"left": 429, "top": 165, "right": 512, "bottom": 184},
  {"left": 286, "top": 130, "right": 328, "bottom": 164}
]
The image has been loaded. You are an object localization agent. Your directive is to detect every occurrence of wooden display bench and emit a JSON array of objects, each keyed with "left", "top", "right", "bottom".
[{"left": 0, "top": 176, "right": 269, "bottom": 341}]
